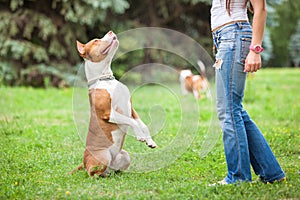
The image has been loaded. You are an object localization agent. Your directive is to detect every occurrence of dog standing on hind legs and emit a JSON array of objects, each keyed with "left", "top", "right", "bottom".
[{"left": 70, "top": 31, "right": 157, "bottom": 177}]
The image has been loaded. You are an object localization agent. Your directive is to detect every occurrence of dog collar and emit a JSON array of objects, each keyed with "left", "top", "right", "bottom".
[
  {"left": 98, "top": 74, "right": 115, "bottom": 81},
  {"left": 87, "top": 74, "right": 115, "bottom": 87}
]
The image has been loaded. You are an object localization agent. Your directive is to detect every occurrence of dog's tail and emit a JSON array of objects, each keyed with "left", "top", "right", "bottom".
[
  {"left": 197, "top": 60, "right": 211, "bottom": 98},
  {"left": 197, "top": 60, "right": 207, "bottom": 78},
  {"left": 68, "top": 164, "right": 84, "bottom": 175}
]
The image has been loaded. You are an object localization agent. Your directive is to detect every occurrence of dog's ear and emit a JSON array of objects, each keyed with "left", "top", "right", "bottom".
[{"left": 76, "top": 41, "right": 86, "bottom": 56}]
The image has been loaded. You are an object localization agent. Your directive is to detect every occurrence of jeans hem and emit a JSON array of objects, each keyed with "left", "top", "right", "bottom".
[
  {"left": 225, "top": 176, "right": 252, "bottom": 184},
  {"left": 262, "top": 172, "right": 285, "bottom": 183}
]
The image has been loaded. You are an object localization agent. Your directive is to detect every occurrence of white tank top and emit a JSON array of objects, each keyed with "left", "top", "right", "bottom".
[{"left": 211, "top": 0, "right": 249, "bottom": 30}]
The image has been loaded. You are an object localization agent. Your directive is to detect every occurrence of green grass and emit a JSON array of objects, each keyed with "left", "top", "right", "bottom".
[{"left": 0, "top": 68, "right": 299, "bottom": 199}]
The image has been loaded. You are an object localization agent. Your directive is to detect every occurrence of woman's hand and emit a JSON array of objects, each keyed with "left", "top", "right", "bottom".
[{"left": 244, "top": 50, "right": 262, "bottom": 73}]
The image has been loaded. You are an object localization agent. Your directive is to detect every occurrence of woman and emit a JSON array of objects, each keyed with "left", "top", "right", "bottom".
[{"left": 211, "top": 0, "right": 285, "bottom": 184}]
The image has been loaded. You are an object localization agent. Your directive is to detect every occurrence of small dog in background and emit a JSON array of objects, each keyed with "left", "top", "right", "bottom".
[{"left": 179, "top": 60, "right": 211, "bottom": 99}]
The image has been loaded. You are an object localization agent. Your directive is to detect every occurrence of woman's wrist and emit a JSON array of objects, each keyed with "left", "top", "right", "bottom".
[{"left": 249, "top": 45, "right": 264, "bottom": 54}]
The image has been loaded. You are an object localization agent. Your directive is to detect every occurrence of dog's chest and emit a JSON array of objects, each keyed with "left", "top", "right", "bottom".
[{"left": 90, "top": 79, "right": 132, "bottom": 117}]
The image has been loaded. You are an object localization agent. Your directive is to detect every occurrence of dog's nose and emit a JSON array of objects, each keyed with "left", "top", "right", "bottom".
[{"left": 108, "top": 31, "right": 113, "bottom": 36}]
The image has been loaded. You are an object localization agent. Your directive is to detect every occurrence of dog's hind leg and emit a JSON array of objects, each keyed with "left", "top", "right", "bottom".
[
  {"left": 193, "top": 90, "right": 201, "bottom": 99},
  {"left": 110, "top": 150, "right": 130, "bottom": 171},
  {"left": 84, "top": 149, "right": 112, "bottom": 177}
]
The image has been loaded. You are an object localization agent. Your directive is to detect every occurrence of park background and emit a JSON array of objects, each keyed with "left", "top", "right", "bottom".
[{"left": 0, "top": 0, "right": 299, "bottom": 199}]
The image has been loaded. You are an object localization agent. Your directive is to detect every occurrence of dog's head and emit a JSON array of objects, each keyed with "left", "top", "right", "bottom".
[
  {"left": 179, "top": 69, "right": 193, "bottom": 82},
  {"left": 76, "top": 31, "right": 119, "bottom": 63}
]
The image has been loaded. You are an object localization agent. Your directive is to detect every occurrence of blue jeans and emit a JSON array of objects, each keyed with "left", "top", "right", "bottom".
[{"left": 212, "top": 22, "right": 285, "bottom": 184}]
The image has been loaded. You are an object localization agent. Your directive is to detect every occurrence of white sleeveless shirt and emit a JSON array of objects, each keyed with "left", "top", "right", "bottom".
[{"left": 211, "top": 0, "right": 249, "bottom": 30}]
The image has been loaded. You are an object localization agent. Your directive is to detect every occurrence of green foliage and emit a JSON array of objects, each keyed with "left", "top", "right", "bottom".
[
  {"left": 289, "top": 21, "right": 300, "bottom": 67},
  {"left": 262, "top": 29, "right": 273, "bottom": 64},
  {"left": 0, "top": 62, "right": 18, "bottom": 86},
  {"left": 0, "top": 0, "right": 213, "bottom": 87},
  {"left": 0, "top": 69, "right": 299, "bottom": 199},
  {"left": 54, "top": 0, "right": 129, "bottom": 25},
  {"left": 0, "top": 0, "right": 130, "bottom": 87},
  {"left": 268, "top": 0, "right": 300, "bottom": 67}
]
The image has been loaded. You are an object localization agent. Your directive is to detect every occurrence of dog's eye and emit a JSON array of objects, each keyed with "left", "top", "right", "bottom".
[{"left": 94, "top": 39, "right": 101, "bottom": 43}]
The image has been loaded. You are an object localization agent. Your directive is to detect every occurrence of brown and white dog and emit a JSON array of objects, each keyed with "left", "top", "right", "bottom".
[
  {"left": 71, "top": 31, "right": 157, "bottom": 177},
  {"left": 179, "top": 61, "right": 211, "bottom": 99}
]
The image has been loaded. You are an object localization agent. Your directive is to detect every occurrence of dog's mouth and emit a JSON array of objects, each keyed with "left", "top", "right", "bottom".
[{"left": 101, "top": 36, "right": 117, "bottom": 55}]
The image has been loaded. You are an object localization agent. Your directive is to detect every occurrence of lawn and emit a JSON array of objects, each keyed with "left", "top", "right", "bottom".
[{"left": 0, "top": 68, "right": 299, "bottom": 199}]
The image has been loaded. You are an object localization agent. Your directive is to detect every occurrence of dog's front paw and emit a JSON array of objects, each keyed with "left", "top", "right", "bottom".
[
  {"left": 136, "top": 136, "right": 157, "bottom": 148},
  {"left": 145, "top": 138, "right": 157, "bottom": 148}
]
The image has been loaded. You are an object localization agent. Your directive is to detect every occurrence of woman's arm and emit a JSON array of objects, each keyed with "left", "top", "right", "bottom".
[{"left": 244, "top": 0, "right": 267, "bottom": 73}]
